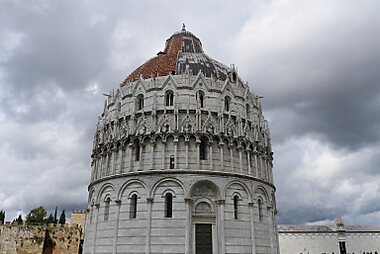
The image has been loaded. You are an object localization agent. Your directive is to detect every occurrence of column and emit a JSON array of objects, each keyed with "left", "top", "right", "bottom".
[
  {"left": 162, "top": 140, "right": 166, "bottom": 169},
  {"left": 150, "top": 140, "right": 155, "bottom": 170},
  {"left": 91, "top": 204, "right": 100, "bottom": 254},
  {"left": 185, "top": 139, "right": 189, "bottom": 169},
  {"left": 209, "top": 144, "right": 213, "bottom": 170},
  {"left": 238, "top": 147, "right": 243, "bottom": 174},
  {"left": 217, "top": 200, "right": 225, "bottom": 254},
  {"left": 174, "top": 139, "right": 178, "bottom": 169},
  {"left": 247, "top": 150, "right": 252, "bottom": 175},
  {"left": 230, "top": 145, "right": 234, "bottom": 172},
  {"left": 118, "top": 149, "right": 123, "bottom": 174},
  {"left": 139, "top": 142, "right": 143, "bottom": 171},
  {"left": 112, "top": 149, "right": 117, "bottom": 175},
  {"left": 254, "top": 153, "right": 258, "bottom": 178},
  {"left": 112, "top": 200, "right": 121, "bottom": 254},
  {"left": 249, "top": 202, "right": 257, "bottom": 254},
  {"left": 196, "top": 140, "right": 200, "bottom": 170},
  {"left": 129, "top": 142, "right": 133, "bottom": 172},
  {"left": 106, "top": 153, "right": 110, "bottom": 176},
  {"left": 219, "top": 142, "right": 224, "bottom": 171},
  {"left": 184, "top": 198, "right": 192, "bottom": 254},
  {"left": 268, "top": 206, "right": 274, "bottom": 254},
  {"left": 145, "top": 198, "right": 154, "bottom": 254},
  {"left": 90, "top": 160, "right": 95, "bottom": 182},
  {"left": 100, "top": 155, "right": 104, "bottom": 178}
]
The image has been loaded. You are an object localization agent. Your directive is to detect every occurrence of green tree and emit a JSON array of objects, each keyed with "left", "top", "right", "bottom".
[
  {"left": 26, "top": 206, "right": 47, "bottom": 224},
  {"left": 15, "top": 214, "right": 23, "bottom": 225},
  {"left": 0, "top": 210, "right": 5, "bottom": 224},
  {"left": 58, "top": 210, "right": 66, "bottom": 225},
  {"left": 46, "top": 213, "right": 55, "bottom": 224},
  {"left": 53, "top": 207, "right": 58, "bottom": 224}
]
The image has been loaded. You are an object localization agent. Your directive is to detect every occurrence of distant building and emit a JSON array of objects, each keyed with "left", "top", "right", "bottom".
[
  {"left": 83, "top": 25, "right": 278, "bottom": 254},
  {"left": 71, "top": 210, "right": 86, "bottom": 229},
  {"left": 279, "top": 218, "right": 380, "bottom": 254}
]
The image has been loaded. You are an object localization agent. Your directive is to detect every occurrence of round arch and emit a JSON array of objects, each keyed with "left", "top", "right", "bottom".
[{"left": 118, "top": 179, "right": 149, "bottom": 200}]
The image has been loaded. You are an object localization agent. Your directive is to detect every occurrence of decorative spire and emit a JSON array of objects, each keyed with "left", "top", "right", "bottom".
[{"left": 182, "top": 23, "right": 186, "bottom": 32}]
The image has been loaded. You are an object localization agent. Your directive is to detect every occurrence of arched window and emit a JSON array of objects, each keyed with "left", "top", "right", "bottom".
[
  {"left": 169, "top": 155, "right": 175, "bottom": 169},
  {"left": 130, "top": 194, "right": 138, "bottom": 219},
  {"left": 198, "top": 91, "right": 205, "bottom": 108},
  {"left": 233, "top": 195, "right": 239, "bottom": 220},
  {"left": 165, "top": 193, "right": 173, "bottom": 218},
  {"left": 246, "top": 103, "right": 250, "bottom": 116},
  {"left": 225, "top": 96, "right": 231, "bottom": 112},
  {"left": 104, "top": 197, "right": 111, "bottom": 221},
  {"left": 136, "top": 94, "right": 144, "bottom": 111},
  {"left": 165, "top": 90, "right": 174, "bottom": 106},
  {"left": 258, "top": 198, "right": 263, "bottom": 222},
  {"left": 200, "top": 138, "right": 207, "bottom": 160},
  {"left": 135, "top": 142, "right": 140, "bottom": 161}
]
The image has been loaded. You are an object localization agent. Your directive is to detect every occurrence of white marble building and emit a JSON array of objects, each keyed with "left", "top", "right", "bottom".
[
  {"left": 279, "top": 218, "right": 380, "bottom": 254},
  {"left": 83, "top": 25, "right": 278, "bottom": 254}
]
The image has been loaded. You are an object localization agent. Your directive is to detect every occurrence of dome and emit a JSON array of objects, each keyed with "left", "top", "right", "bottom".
[
  {"left": 83, "top": 26, "right": 278, "bottom": 254},
  {"left": 123, "top": 24, "right": 237, "bottom": 84}
]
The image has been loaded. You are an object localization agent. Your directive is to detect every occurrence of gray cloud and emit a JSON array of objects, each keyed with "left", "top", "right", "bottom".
[{"left": 0, "top": 0, "right": 379, "bottom": 225}]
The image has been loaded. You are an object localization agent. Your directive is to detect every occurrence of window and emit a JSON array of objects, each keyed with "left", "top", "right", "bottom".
[
  {"left": 169, "top": 155, "right": 175, "bottom": 169},
  {"left": 165, "top": 193, "right": 173, "bottom": 218},
  {"left": 200, "top": 138, "right": 207, "bottom": 160},
  {"left": 198, "top": 91, "right": 205, "bottom": 108},
  {"left": 104, "top": 197, "right": 110, "bottom": 221},
  {"left": 233, "top": 195, "right": 239, "bottom": 220},
  {"left": 246, "top": 104, "right": 250, "bottom": 116},
  {"left": 165, "top": 90, "right": 174, "bottom": 106},
  {"left": 135, "top": 142, "right": 140, "bottom": 161},
  {"left": 258, "top": 199, "right": 263, "bottom": 221},
  {"left": 130, "top": 194, "right": 138, "bottom": 219},
  {"left": 225, "top": 96, "right": 230, "bottom": 112},
  {"left": 136, "top": 94, "right": 144, "bottom": 111}
]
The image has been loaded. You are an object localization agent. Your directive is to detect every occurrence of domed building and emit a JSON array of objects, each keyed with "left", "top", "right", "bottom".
[{"left": 83, "top": 25, "right": 278, "bottom": 254}]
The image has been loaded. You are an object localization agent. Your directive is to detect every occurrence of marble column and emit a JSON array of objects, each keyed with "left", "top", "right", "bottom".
[
  {"left": 249, "top": 202, "right": 257, "bottom": 254},
  {"left": 112, "top": 200, "right": 121, "bottom": 254},
  {"left": 145, "top": 198, "right": 154, "bottom": 254},
  {"left": 247, "top": 150, "right": 252, "bottom": 175},
  {"left": 174, "top": 139, "right": 178, "bottom": 169},
  {"left": 184, "top": 198, "right": 192, "bottom": 254},
  {"left": 229, "top": 145, "right": 234, "bottom": 172},
  {"left": 219, "top": 142, "right": 224, "bottom": 171},
  {"left": 238, "top": 147, "right": 243, "bottom": 174},
  {"left": 129, "top": 142, "right": 133, "bottom": 172},
  {"left": 217, "top": 199, "right": 226, "bottom": 254},
  {"left": 268, "top": 206, "right": 274, "bottom": 254},
  {"left": 185, "top": 139, "right": 189, "bottom": 169},
  {"left": 162, "top": 140, "right": 166, "bottom": 169},
  {"left": 150, "top": 140, "right": 155, "bottom": 170},
  {"left": 209, "top": 144, "right": 213, "bottom": 170},
  {"left": 91, "top": 203, "right": 100, "bottom": 254}
]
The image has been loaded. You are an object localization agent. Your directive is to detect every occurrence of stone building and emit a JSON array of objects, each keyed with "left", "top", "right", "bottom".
[
  {"left": 278, "top": 218, "right": 380, "bottom": 254},
  {"left": 83, "top": 25, "right": 278, "bottom": 254}
]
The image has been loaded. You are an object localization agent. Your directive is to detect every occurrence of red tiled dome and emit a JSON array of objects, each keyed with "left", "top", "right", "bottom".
[{"left": 121, "top": 25, "right": 233, "bottom": 86}]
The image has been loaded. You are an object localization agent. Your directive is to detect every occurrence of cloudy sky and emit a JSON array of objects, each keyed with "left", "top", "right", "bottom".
[{"left": 1, "top": 0, "right": 379, "bottom": 225}]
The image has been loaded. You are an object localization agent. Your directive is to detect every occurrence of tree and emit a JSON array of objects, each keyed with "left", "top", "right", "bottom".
[
  {"left": 15, "top": 214, "right": 23, "bottom": 225},
  {"left": 26, "top": 206, "right": 47, "bottom": 224},
  {"left": 58, "top": 210, "right": 66, "bottom": 225},
  {"left": 46, "top": 213, "right": 55, "bottom": 224},
  {"left": 53, "top": 207, "right": 58, "bottom": 224},
  {"left": 0, "top": 210, "right": 5, "bottom": 224}
]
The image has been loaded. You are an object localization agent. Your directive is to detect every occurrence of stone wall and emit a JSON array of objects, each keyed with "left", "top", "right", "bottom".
[{"left": 0, "top": 224, "right": 82, "bottom": 254}]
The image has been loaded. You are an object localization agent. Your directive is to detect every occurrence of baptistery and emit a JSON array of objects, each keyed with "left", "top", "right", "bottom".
[{"left": 83, "top": 25, "right": 278, "bottom": 254}]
